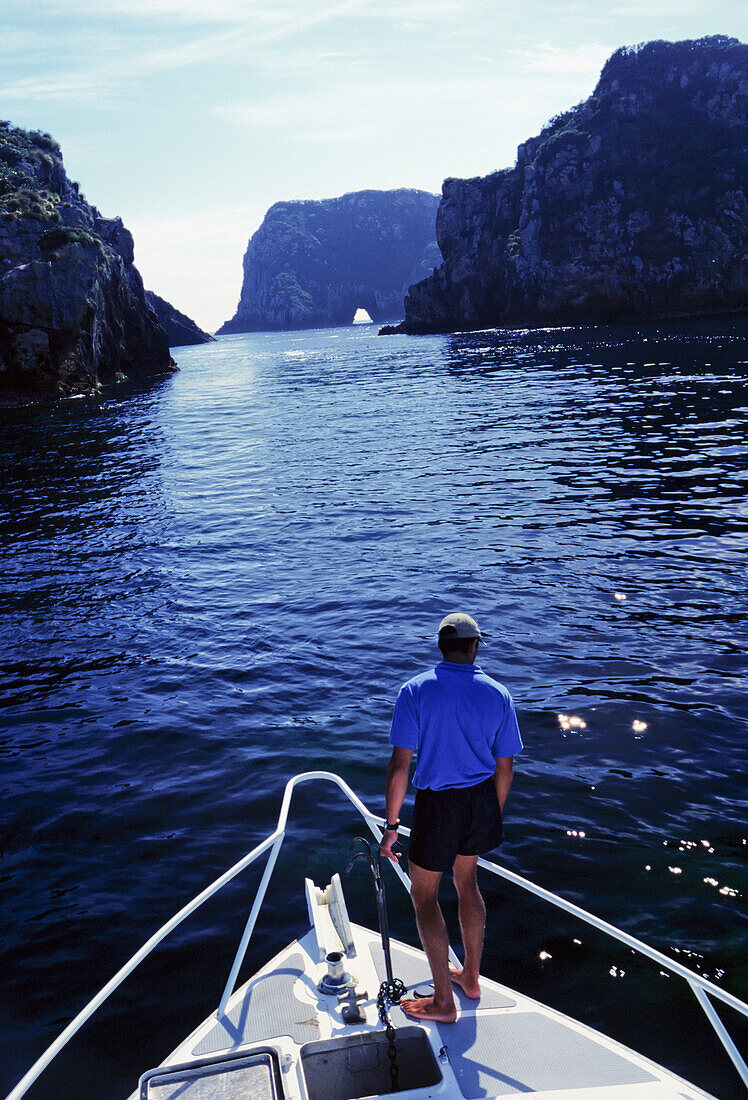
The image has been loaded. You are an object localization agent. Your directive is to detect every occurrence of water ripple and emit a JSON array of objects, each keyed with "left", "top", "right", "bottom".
[{"left": 1, "top": 318, "right": 746, "bottom": 1099}]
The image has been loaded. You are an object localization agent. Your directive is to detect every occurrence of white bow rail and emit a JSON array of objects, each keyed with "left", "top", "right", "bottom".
[{"left": 6, "top": 770, "right": 748, "bottom": 1100}]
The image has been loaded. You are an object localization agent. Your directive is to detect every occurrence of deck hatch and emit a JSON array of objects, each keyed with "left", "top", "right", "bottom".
[
  {"left": 139, "top": 1048, "right": 284, "bottom": 1099},
  {"left": 300, "top": 1026, "right": 442, "bottom": 1100}
]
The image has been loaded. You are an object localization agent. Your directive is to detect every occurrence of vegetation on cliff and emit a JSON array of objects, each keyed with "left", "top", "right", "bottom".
[
  {"left": 219, "top": 189, "right": 440, "bottom": 333},
  {"left": 397, "top": 37, "right": 748, "bottom": 333},
  {"left": 0, "top": 121, "right": 175, "bottom": 404}
]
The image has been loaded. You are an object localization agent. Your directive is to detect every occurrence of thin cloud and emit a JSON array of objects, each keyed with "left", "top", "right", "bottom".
[
  {"left": 0, "top": 75, "right": 114, "bottom": 103},
  {"left": 0, "top": 27, "right": 59, "bottom": 54},
  {"left": 371, "top": 0, "right": 491, "bottom": 22},
  {"left": 514, "top": 41, "right": 614, "bottom": 75},
  {"left": 10, "top": 0, "right": 281, "bottom": 22},
  {"left": 292, "top": 124, "right": 383, "bottom": 145},
  {"left": 217, "top": 71, "right": 522, "bottom": 134},
  {"left": 24, "top": 0, "right": 365, "bottom": 27},
  {"left": 613, "top": 0, "right": 702, "bottom": 13},
  {"left": 0, "top": 0, "right": 371, "bottom": 104}
]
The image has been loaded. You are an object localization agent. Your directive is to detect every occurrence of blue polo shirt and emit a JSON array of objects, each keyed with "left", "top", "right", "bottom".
[{"left": 389, "top": 662, "right": 523, "bottom": 791}]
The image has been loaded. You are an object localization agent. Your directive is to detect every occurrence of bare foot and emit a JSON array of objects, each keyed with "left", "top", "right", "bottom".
[
  {"left": 449, "top": 968, "right": 481, "bottom": 999},
  {"left": 400, "top": 995, "right": 457, "bottom": 1023}
]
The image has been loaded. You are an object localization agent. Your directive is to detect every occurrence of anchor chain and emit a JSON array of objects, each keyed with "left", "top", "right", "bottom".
[
  {"left": 377, "top": 976, "right": 407, "bottom": 1091},
  {"left": 347, "top": 837, "right": 407, "bottom": 1093}
]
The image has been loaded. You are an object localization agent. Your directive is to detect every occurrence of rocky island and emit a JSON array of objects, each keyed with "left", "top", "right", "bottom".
[
  {"left": 390, "top": 36, "right": 747, "bottom": 334},
  {"left": 218, "top": 189, "right": 440, "bottom": 333},
  {"left": 0, "top": 121, "right": 176, "bottom": 404}
]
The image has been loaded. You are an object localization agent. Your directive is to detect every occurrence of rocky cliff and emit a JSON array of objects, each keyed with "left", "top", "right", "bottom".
[
  {"left": 145, "top": 291, "right": 214, "bottom": 347},
  {"left": 218, "top": 189, "right": 440, "bottom": 333},
  {"left": 393, "top": 37, "right": 747, "bottom": 334},
  {"left": 0, "top": 122, "right": 175, "bottom": 404}
]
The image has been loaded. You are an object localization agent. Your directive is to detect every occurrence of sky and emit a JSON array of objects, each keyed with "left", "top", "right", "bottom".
[{"left": 1, "top": 1, "right": 745, "bottom": 332}]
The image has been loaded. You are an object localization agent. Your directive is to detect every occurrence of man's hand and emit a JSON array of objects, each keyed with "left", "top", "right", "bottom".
[
  {"left": 379, "top": 829, "right": 401, "bottom": 863},
  {"left": 382, "top": 746, "right": 413, "bottom": 862}
]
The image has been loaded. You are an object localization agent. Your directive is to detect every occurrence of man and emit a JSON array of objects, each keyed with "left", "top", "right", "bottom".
[{"left": 379, "top": 612, "right": 522, "bottom": 1023}]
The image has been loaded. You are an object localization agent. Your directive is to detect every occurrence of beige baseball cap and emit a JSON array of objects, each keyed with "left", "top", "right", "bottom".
[{"left": 438, "top": 612, "right": 490, "bottom": 643}]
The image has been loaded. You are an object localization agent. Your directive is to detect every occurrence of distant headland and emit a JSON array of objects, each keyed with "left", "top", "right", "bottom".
[
  {"left": 218, "top": 189, "right": 440, "bottom": 334},
  {"left": 385, "top": 36, "right": 748, "bottom": 335},
  {"left": 145, "top": 291, "right": 214, "bottom": 349}
]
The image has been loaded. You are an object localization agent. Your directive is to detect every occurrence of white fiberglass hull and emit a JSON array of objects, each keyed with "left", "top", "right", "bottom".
[{"left": 130, "top": 920, "right": 717, "bottom": 1100}]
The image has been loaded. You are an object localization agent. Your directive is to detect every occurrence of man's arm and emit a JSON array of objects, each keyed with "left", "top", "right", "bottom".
[
  {"left": 379, "top": 746, "right": 413, "bottom": 862},
  {"left": 494, "top": 756, "right": 514, "bottom": 811}
]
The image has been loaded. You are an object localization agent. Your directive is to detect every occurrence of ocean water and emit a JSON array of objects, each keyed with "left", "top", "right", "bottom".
[{"left": 1, "top": 319, "right": 747, "bottom": 1099}]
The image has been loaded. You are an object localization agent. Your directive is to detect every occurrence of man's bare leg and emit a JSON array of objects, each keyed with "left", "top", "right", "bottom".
[
  {"left": 400, "top": 862, "right": 457, "bottom": 1023},
  {"left": 449, "top": 854, "right": 484, "bottom": 999}
]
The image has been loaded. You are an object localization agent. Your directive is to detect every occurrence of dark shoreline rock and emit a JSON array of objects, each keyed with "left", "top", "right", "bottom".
[
  {"left": 0, "top": 121, "right": 176, "bottom": 405},
  {"left": 392, "top": 36, "right": 748, "bottom": 336},
  {"left": 219, "top": 189, "right": 440, "bottom": 333},
  {"left": 145, "top": 291, "right": 215, "bottom": 348},
  {"left": 381, "top": 304, "right": 748, "bottom": 337}
]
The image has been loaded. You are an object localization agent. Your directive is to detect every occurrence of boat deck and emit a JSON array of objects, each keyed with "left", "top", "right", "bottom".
[{"left": 131, "top": 921, "right": 716, "bottom": 1100}]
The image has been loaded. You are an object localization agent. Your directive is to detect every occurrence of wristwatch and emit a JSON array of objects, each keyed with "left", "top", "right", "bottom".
[{"left": 385, "top": 820, "right": 400, "bottom": 832}]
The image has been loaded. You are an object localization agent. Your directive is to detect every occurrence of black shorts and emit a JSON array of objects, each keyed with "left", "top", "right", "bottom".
[{"left": 408, "top": 776, "right": 503, "bottom": 873}]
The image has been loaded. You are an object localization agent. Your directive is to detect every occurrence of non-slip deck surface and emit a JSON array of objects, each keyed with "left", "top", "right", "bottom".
[
  {"left": 435, "top": 1011, "right": 656, "bottom": 1097},
  {"left": 193, "top": 953, "right": 320, "bottom": 1056}
]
